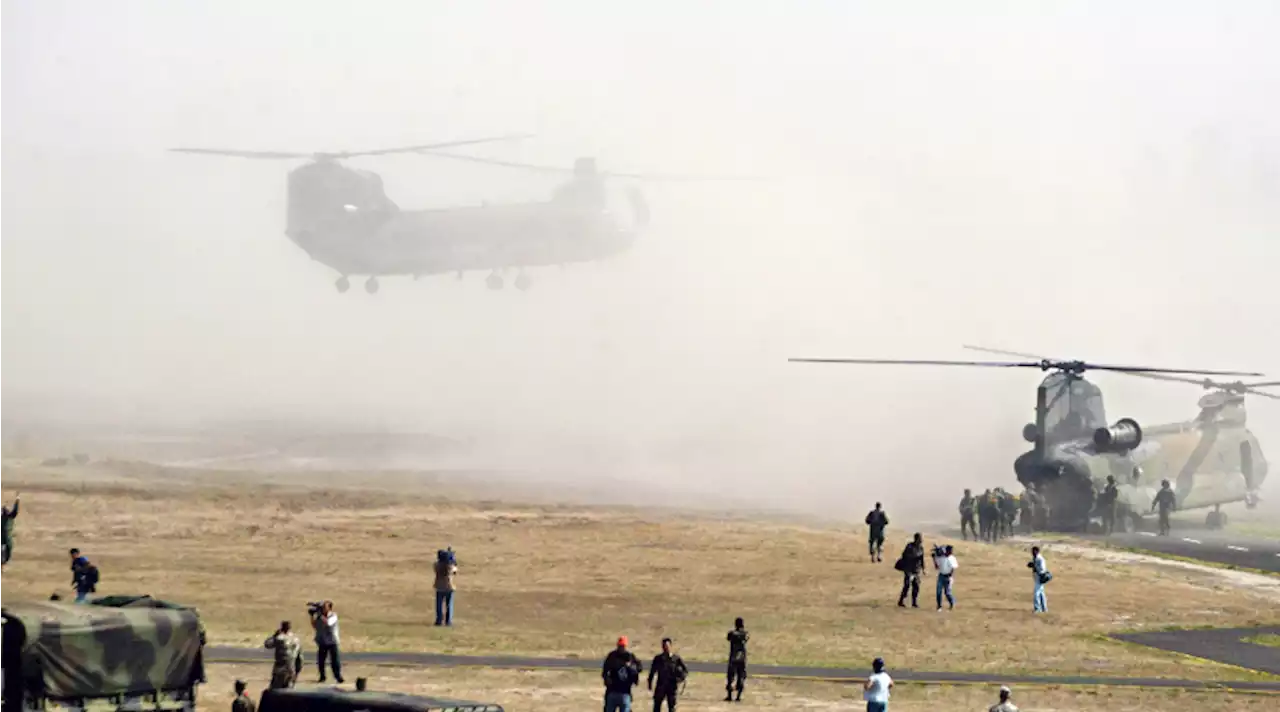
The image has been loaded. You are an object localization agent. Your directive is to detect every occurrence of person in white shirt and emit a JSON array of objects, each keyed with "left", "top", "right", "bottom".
[
  {"left": 862, "top": 657, "right": 893, "bottom": 712},
  {"left": 934, "top": 544, "right": 957, "bottom": 611},
  {"left": 310, "top": 600, "right": 344, "bottom": 683},
  {"left": 1029, "top": 546, "right": 1048, "bottom": 613}
]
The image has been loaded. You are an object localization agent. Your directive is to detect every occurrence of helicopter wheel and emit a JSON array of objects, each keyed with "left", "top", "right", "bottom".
[
  {"left": 1206, "top": 510, "right": 1227, "bottom": 529},
  {"left": 486, "top": 273, "right": 503, "bottom": 290},
  {"left": 335, "top": 276, "right": 350, "bottom": 293},
  {"left": 515, "top": 272, "right": 532, "bottom": 291},
  {"left": 365, "top": 277, "right": 380, "bottom": 294}
]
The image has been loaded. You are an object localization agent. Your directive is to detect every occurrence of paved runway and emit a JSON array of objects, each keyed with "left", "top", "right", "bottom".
[
  {"left": 204, "top": 646, "right": 1280, "bottom": 691},
  {"left": 1082, "top": 530, "right": 1280, "bottom": 573},
  {"left": 1113, "top": 626, "right": 1280, "bottom": 677}
]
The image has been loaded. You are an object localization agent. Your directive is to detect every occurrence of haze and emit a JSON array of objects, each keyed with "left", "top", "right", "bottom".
[{"left": 4, "top": 1, "right": 1278, "bottom": 518}]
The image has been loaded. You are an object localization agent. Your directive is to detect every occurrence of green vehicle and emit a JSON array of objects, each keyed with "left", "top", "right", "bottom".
[
  {"left": 257, "top": 688, "right": 504, "bottom": 712},
  {"left": 2, "top": 599, "right": 205, "bottom": 712}
]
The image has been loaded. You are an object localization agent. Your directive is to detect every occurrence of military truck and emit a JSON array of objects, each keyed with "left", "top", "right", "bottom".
[
  {"left": 257, "top": 688, "right": 503, "bottom": 712},
  {"left": 2, "top": 600, "right": 205, "bottom": 712}
]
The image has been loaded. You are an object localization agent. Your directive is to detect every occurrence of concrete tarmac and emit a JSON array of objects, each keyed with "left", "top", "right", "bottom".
[
  {"left": 1081, "top": 530, "right": 1280, "bottom": 573},
  {"left": 203, "top": 646, "right": 1280, "bottom": 691}
]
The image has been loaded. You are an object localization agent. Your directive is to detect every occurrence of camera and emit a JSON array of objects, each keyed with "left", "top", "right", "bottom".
[
  {"left": 931, "top": 544, "right": 946, "bottom": 559},
  {"left": 306, "top": 601, "right": 325, "bottom": 616}
]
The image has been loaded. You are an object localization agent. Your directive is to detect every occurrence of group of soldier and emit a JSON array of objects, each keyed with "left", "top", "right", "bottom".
[{"left": 958, "top": 487, "right": 1045, "bottom": 541}]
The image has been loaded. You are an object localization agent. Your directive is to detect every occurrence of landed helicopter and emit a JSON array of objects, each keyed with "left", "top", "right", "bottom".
[
  {"left": 170, "top": 136, "right": 732, "bottom": 294},
  {"left": 790, "top": 347, "right": 1273, "bottom": 532}
]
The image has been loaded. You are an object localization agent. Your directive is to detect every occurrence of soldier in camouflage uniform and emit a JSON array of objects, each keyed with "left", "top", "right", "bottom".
[
  {"left": 958, "top": 490, "right": 977, "bottom": 541},
  {"left": 2, "top": 493, "right": 18, "bottom": 566},
  {"left": 233, "top": 680, "right": 256, "bottom": 712},
  {"left": 977, "top": 489, "right": 996, "bottom": 541},
  {"left": 264, "top": 621, "right": 303, "bottom": 689},
  {"left": 1151, "top": 479, "right": 1177, "bottom": 536},
  {"left": 998, "top": 490, "right": 1018, "bottom": 539},
  {"left": 1098, "top": 476, "right": 1120, "bottom": 535},
  {"left": 1019, "top": 486, "right": 1034, "bottom": 534}
]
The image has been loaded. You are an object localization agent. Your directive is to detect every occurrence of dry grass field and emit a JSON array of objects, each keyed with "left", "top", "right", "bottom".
[
  {"left": 2, "top": 462, "right": 1277, "bottom": 688},
  {"left": 198, "top": 663, "right": 1280, "bottom": 712}
]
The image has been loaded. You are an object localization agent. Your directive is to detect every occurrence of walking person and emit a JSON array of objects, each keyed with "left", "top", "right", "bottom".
[
  {"left": 434, "top": 548, "right": 458, "bottom": 626},
  {"left": 647, "top": 638, "right": 688, "bottom": 712},
  {"left": 989, "top": 685, "right": 1018, "bottom": 712},
  {"left": 894, "top": 533, "right": 926, "bottom": 608},
  {"left": 865, "top": 503, "right": 888, "bottom": 562},
  {"left": 958, "top": 490, "right": 977, "bottom": 541},
  {"left": 2, "top": 493, "right": 19, "bottom": 566},
  {"left": 310, "top": 600, "right": 344, "bottom": 683},
  {"left": 725, "top": 617, "right": 749, "bottom": 701},
  {"left": 1028, "top": 546, "right": 1049, "bottom": 613},
  {"left": 602, "top": 636, "right": 642, "bottom": 712},
  {"left": 1152, "top": 479, "right": 1177, "bottom": 536},
  {"left": 1099, "top": 476, "right": 1120, "bottom": 535},
  {"left": 934, "top": 544, "right": 957, "bottom": 611},
  {"left": 862, "top": 657, "right": 893, "bottom": 712}
]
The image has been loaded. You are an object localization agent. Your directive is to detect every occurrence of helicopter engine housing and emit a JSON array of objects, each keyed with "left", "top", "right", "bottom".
[{"left": 1093, "top": 418, "right": 1142, "bottom": 452}]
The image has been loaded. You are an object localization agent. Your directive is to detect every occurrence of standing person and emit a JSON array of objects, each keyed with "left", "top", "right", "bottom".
[
  {"left": 999, "top": 491, "right": 1018, "bottom": 538},
  {"left": 264, "top": 621, "right": 303, "bottom": 689},
  {"left": 73, "top": 557, "right": 100, "bottom": 603},
  {"left": 647, "top": 638, "right": 688, "bottom": 712},
  {"left": 1151, "top": 480, "right": 1177, "bottom": 536},
  {"left": 1099, "top": 476, "right": 1120, "bottom": 535},
  {"left": 989, "top": 685, "right": 1018, "bottom": 712},
  {"left": 725, "top": 617, "right": 749, "bottom": 702},
  {"left": 895, "top": 533, "right": 926, "bottom": 608},
  {"left": 311, "top": 601, "right": 344, "bottom": 683},
  {"left": 934, "top": 544, "right": 958, "bottom": 611},
  {"left": 232, "top": 681, "right": 256, "bottom": 712},
  {"left": 2, "top": 493, "right": 19, "bottom": 566},
  {"left": 862, "top": 657, "right": 893, "bottom": 712},
  {"left": 1019, "top": 486, "right": 1035, "bottom": 535},
  {"left": 958, "top": 490, "right": 977, "bottom": 541},
  {"left": 865, "top": 503, "right": 889, "bottom": 562},
  {"left": 1028, "top": 547, "right": 1049, "bottom": 613},
  {"left": 434, "top": 548, "right": 458, "bottom": 626},
  {"left": 602, "top": 636, "right": 642, "bottom": 712},
  {"left": 978, "top": 490, "right": 997, "bottom": 541}
]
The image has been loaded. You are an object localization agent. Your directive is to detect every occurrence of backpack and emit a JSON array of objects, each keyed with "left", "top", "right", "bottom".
[
  {"left": 611, "top": 662, "right": 634, "bottom": 687},
  {"left": 1038, "top": 570, "right": 1053, "bottom": 584}
]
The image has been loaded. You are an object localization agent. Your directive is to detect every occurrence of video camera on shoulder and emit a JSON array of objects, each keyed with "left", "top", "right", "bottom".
[
  {"left": 306, "top": 601, "right": 325, "bottom": 616},
  {"left": 930, "top": 544, "right": 946, "bottom": 559},
  {"left": 437, "top": 547, "right": 457, "bottom": 565}
]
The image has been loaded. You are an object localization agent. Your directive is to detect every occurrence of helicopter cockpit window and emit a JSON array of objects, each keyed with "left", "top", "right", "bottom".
[{"left": 1040, "top": 374, "right": 1107, "bottom": 443}]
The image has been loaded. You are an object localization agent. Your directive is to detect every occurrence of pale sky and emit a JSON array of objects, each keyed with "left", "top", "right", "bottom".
[{"left": 4, "top": 1, "right": 1278, "bottom": 508}]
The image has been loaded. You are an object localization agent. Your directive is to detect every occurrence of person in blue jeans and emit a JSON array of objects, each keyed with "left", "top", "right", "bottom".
[
  {"left": 1029, "top": 546, "right": 1048, "bottom": 613},
  {"left": 862, "top": 657, "right": 893, "bottom": 712},
  {"left": 602, "top": 637, "right": 642, "bottom": 712},
  {"left": 433, "top": 549, "right": 458, "bottom": 626}
]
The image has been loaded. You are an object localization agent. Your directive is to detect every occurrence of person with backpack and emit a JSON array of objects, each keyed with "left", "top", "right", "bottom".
[
  {"left": 73, "top": 556, "right": 100, "bottom": 603},
  {"left": 602, "top": 637, "right": 642, "bottom": 712},
  {"left": 894, "top": 533, "right": 926, "bottom": 608},
  {"left": 1028, "top": 546, "right": 1050, "bottom": 613},
  {"left": 647, "top": 638, "right": 688, "bottom": 712}
]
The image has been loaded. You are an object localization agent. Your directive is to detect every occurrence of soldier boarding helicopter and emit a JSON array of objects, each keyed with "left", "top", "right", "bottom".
[
  {"left": 171, "top": 136, "right": 747, "bottom": 294},
  {"left": 790, "top": 348, "right": 1272, "bottom": 532}
]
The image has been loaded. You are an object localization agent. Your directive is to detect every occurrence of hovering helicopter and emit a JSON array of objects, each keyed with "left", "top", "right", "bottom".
[
  {"left": 169, "top": 135, "right": 732, "bottom": 294},
  {"left": 790, "top": 347, "right": 1272, "bottom": 532}
]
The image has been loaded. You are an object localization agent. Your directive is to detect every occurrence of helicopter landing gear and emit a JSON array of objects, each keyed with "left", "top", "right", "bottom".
[
  {"left": 336, "top": 276, "right": 350, "bottom": 293},
  {"left": 365, "top": 277, "right": 380, "bottom": 294},
  {"left": 1206, "top": 505, "right": 1228, "bottom": 530},
  {"left": 486, "top": 272, "right": 504, "bottom": 290},
  {"left": 514, "top": 272, "right": 532, "bottom": 291}
]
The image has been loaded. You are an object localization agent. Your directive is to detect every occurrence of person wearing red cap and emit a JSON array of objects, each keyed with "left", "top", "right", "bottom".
[{"left": 602, "top": 636, "right": 643, "bottom": 712}]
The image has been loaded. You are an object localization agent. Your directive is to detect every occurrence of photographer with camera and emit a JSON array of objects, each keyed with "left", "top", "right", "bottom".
[
  {"left": 309, "top": 600, "right": 344, "bottom": 683},
  {"left": 932, "top": 544, "right": 957, "bottom": 612},
  {"left": 434, "top": 548, "right": 458, "bottom": 626}
]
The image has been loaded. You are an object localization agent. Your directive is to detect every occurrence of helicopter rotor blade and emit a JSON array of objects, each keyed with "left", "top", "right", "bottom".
[
  {"left": 169, "top": 134, "right": 532, "bottom": 161},
  {"left": 788, "top": 358, "right": 1046, "bottom": 368},
  {"left": 961, "top": 345, "right": 1264, "bottom": 377},
  {"left": 415, "top": 151, "right": 767, "bottom": 181}
]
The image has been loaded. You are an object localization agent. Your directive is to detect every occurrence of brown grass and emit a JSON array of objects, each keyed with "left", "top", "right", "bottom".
[
  {"left": 201, "top": 663, "right": 1279, "bottom": 712},
  {"left": 2, "top": 464, "right": 1277, "bottom": 685}
]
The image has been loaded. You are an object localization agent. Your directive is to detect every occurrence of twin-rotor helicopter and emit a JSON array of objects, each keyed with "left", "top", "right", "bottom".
[
  {"left": 792, "top": 345, "right": 1275, "bottom": 532},
  {"left": 171, "top": 135, "right": 749, "bottom": 294}
]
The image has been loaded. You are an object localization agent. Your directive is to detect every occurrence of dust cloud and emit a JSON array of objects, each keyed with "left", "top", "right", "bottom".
[{"left": 3, "top": 2, "right": 1278, "bottom": 523}]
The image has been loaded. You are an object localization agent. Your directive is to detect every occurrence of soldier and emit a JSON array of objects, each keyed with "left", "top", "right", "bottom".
[
  {"left": 958, "top": 490, "right": 977, "bottom": 541},
  {"left": 1, "top": 493, "right": 18, "bottom": 566},
  {"left": 647, "top": 638, "right": 688, "bottom": 712},
  {"left": 1151, "top": 479, "right": 1177, "bottom": 536},
  {"left": 1019, "top": 486, "right": 1035, "bottom": 534},
  {"left": 895, "top": 533, "right": 926, "bottom": 608},
  {"left": 264, "top": 621, "right": 303, "bottom": 689},
  {"left": 232, "top": 681, "right": 256, "bottom": 712},
  {"left": 989, "top": 685, "right": 1018, "bottom": 712},
  {"left": 998, "top": 490, "right": 1018, "bottom": 538},
  {"left": 977, "top": 489, "right": 995, "bottom": 541},
  {"left": 1099, "top": 476, "right": 1120, "bottom": 535},
  {"left": 725, "top": 617, "right": 749, "bottom": 702},
  {"left": 865, "top": 502, "right": 889, "bottom": 562}
]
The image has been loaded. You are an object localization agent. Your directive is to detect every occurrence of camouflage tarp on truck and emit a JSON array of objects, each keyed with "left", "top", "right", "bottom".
[
  {"left": 258, "top": 688, "right": 504, "bottom": 712},
  {"left": 1, "top": 600, "right": 203, "bottom": 702}
]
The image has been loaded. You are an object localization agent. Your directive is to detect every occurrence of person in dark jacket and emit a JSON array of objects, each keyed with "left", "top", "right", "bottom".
[
  {"left": 73, "top": 556, "right": 99, "bottom": 603},
  {"left": 896, "top": 533, "right": 926, "bottom": 608},
  {"left": 865, "top": 503, "right": 889, "bottom": 562},
  {"left": 647, "top": 638, "right": 688, "bottom": 712},
  {"left": 602, "top": 636, "right": 642, "bottom": 712},
  {"left": 725, "top": 617, "right": 749, "bottom": 701},
  {"left": 2, "top": 493, "right": 19, "bottom": 565}
]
